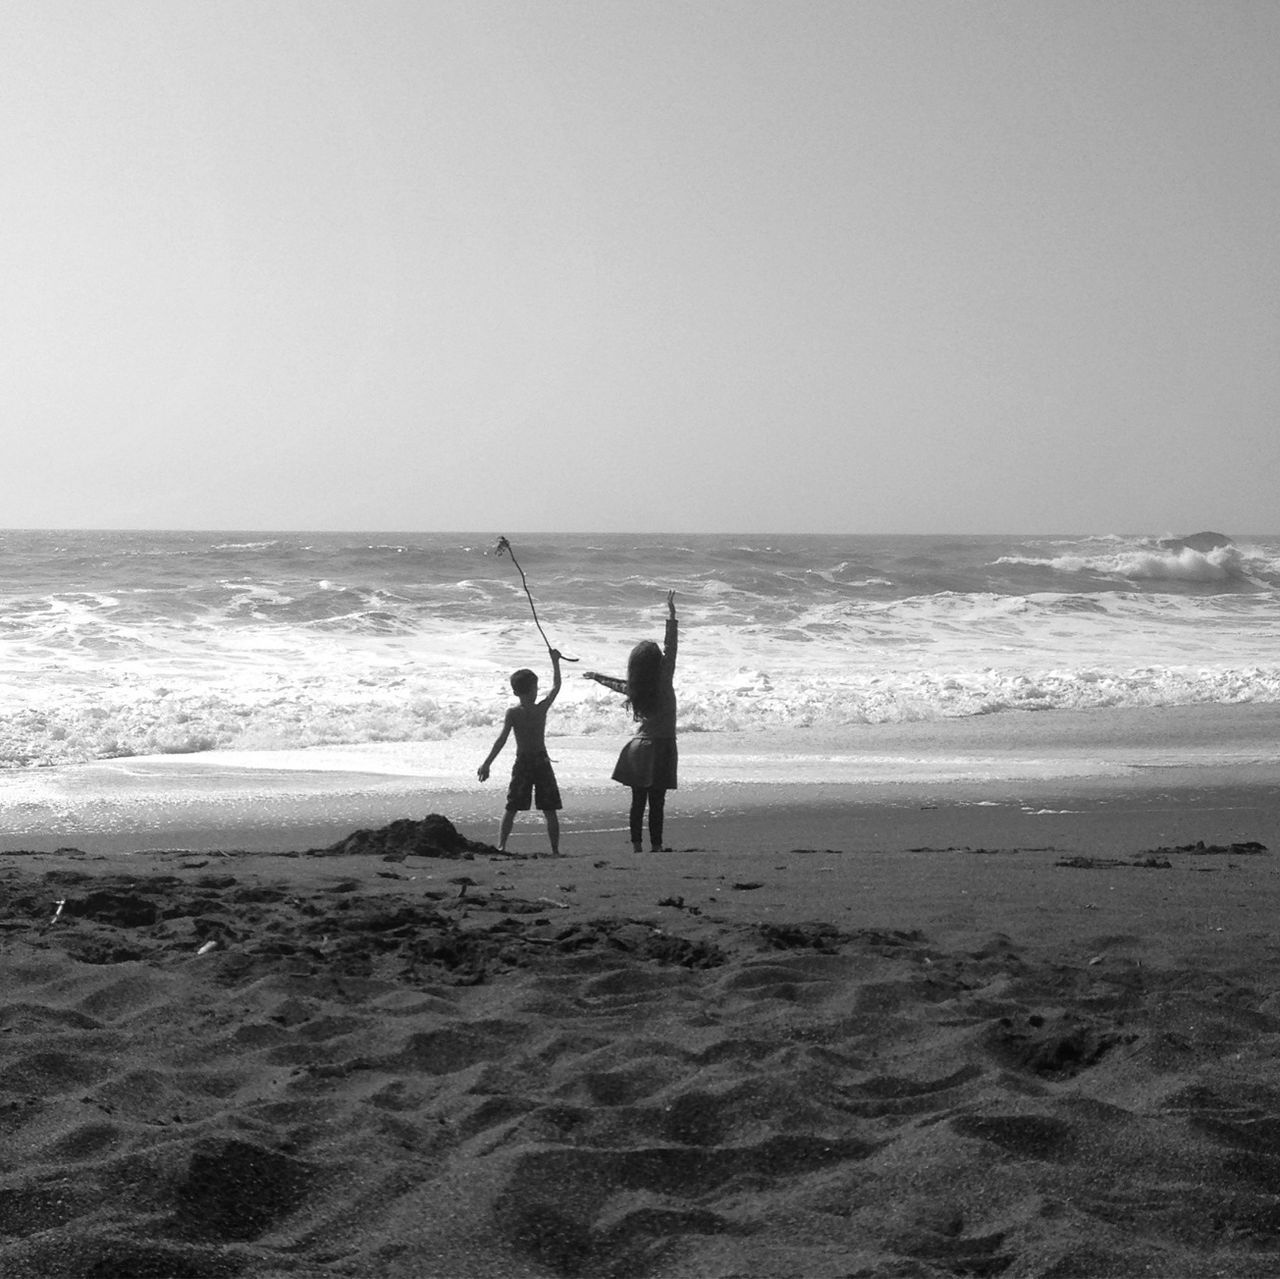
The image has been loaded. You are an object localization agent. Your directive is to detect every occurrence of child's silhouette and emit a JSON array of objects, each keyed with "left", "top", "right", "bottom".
[
  {"left": 583, "top": 592, "right": 678, "bottom": 852},
  {"left": 478, "top": 649, "right": 563, "bottom": 856}
]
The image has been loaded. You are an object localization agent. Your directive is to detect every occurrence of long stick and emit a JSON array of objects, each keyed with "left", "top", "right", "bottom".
[{"left": 494, "top": 536, "right": 578, "bottom": 661}]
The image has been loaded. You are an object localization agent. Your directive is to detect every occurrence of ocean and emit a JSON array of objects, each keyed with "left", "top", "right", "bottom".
[
  {"left": 3, "top": 528, "right": 1279, "bottom": 770},
  {"left": 2, "top": 528, "right": 1279, "bottom": 848}
]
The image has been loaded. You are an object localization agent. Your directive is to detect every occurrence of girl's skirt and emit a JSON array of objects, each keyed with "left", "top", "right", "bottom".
[{"left": 611, "top": 735, "right": 677, "bottom": 790}]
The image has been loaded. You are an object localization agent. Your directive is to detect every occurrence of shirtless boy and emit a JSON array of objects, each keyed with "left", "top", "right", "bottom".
[{"left": 477, "top": 649, "right": 563, "bottom": 855}]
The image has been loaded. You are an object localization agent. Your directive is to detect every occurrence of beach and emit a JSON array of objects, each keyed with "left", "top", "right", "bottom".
[
  {"left": 5, "top": 533, "right": 1280, "bottom": 1275},
  {"left": 5, "top": 0, "right": 1279, "bottom": 1254},
  {"left": 8, "top": 0, "right": 1280, "bottom": 1256},
  {"left": 5, "top": 705, "right": 1280, "bottom": 1277}
]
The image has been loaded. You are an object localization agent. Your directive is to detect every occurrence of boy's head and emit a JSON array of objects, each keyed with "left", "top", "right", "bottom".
[{"left": 510, "top": 668, "right": 538, "bottom": 698}]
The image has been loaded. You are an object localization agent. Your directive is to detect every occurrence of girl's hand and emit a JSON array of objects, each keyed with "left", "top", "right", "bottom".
[
  {"left": 581, "top": 671, "right": 598, "bottom": 681},
  {"left": 666, "top": 590, "right": 676, "bottom": 617}
]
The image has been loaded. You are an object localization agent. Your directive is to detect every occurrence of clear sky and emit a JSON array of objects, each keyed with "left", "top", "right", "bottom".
[{"left": 4, "top": 1, "right": 1278, "bottom": 534}]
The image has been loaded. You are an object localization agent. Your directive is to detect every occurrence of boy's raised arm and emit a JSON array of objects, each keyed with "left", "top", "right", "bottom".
[{"left": 541, "top": 649, "right": 563, "bottom": 708}]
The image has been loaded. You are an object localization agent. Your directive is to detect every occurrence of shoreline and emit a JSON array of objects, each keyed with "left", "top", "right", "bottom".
[
  {"left": 0, "top": 702, "right": 1278, "bottom": 856},
  {"left": 16, "top": 778, "right": 1273, "bottom": 861}
]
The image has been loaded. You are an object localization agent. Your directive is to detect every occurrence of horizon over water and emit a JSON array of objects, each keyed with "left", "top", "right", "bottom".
[{"left": 3, "top": 528, "right": 1280, "bottom": 847}]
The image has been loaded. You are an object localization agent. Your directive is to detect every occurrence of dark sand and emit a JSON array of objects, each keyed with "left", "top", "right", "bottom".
[{"left": 5, "top": 765, "right": 1280, "bottom": 1277}]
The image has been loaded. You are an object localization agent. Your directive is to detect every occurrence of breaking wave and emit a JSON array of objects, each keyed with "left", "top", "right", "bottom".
[{"left": 2, "top": 528, "right": 1280, "bottom": 767}]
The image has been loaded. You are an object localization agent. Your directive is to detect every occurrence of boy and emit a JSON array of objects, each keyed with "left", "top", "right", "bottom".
[{"left": 477, "top": 649, "right": 563, "bottom": 855}]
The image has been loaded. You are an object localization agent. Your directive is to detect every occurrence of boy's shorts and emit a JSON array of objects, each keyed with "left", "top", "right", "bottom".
[{"left": 506, "top": 752, "right": 562, "bottom": 811}]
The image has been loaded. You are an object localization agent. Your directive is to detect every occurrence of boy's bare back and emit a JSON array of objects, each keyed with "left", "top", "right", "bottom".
[{"left": 507, "top": 698, "right": 552, "bottom": 756}]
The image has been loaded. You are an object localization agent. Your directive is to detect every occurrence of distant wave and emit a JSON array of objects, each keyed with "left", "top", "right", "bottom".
[
  {"left": 996, "top": 544, "right": 1252, "bottom": 585},
  {"left": 1117, "top": 546, "right": 1245, "bottom": 581}
]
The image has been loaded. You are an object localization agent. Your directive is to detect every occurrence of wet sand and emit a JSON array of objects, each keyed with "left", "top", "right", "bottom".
[{"left": 5, "top": 700, "right": 1280, "bottom": 858}]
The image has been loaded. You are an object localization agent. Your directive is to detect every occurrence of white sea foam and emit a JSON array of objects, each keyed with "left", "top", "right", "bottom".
[
  {"left": 1, "top": 530, "right": 1279, "bottom": 768},
  {"left": 995, "top": 543, "right": 1252, "bottom": 584}
]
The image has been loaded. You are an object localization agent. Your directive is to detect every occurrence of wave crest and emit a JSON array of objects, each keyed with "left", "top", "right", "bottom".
[{"left": 997, "top": 544, "right": 1250, "bottom": 585}]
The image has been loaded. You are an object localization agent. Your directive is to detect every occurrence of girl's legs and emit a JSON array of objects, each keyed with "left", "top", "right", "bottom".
[
  {"left": 629, "top": 788, "right": 647, "bottom": 852},
  {"left": 647, "top": 788, "right": 667, "bottom": 850}
]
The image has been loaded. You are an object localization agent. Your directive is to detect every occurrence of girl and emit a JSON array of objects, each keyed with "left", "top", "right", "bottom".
[{"left": 584, "top": 591, "right": 678, "bottom": 852}]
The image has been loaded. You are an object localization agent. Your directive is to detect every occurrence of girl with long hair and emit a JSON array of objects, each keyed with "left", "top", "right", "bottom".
[{"left": 583, "top": 592, "right": 678, "bottom": 852}]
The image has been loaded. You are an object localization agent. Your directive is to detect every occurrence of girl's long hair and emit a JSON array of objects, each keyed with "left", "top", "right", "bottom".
[{"left": 625, "top": 640, "right": 663, "bottom": 720}]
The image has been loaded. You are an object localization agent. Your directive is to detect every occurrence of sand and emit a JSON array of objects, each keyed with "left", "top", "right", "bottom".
[{"left": 4, "top": 767, "right": 1280, "bottom": 1279}]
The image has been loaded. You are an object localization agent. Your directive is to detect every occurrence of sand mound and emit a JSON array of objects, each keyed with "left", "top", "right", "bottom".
[
  {"left": 5, "top": 852, "right": 1280, "bottom": 1277},
  {"left": 315, "top": 813, "right": 497, "bottom": 860}
]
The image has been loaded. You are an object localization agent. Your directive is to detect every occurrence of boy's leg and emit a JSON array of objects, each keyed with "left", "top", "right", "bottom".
[
  {"left": 648, "top": 788, "right": 667, "bottom": 850},
  {"left": 498, "top": 806, "right": 517, "bottom": 851},
  {"left": 628, "top": 788, "right": 646, "bottom": 852},
  {"left": 531, "top": 759, "right": 562, "bottom": 857},
  {"left": 542, "top": 809, "right": 560, "bottom": 856}
]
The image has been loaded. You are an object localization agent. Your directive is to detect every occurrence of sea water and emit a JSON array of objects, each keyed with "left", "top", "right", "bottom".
[{"left": 2, "top": 530, "right": 1279, "bottom": 842}]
